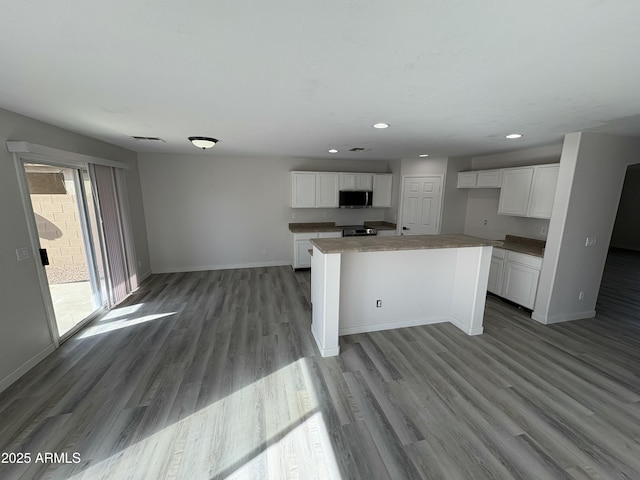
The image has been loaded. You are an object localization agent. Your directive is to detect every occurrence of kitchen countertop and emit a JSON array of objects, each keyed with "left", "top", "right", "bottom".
[
  {"left": 495, "top": 235, "right": 546, "bottom": 257},
  {"left": 311, "top": 234, "right": 498, "bottom": 254},
  {"left": 362, "top": 221, "right": 397, "bottom": 230},
  {"left": 289, "top": 221, "right": 397, "bottom": 233}
]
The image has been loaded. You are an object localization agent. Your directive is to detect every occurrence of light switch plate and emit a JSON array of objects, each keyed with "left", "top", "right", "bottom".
[{"left": 16, "top": 246, "right": 29, "bottom": 261}]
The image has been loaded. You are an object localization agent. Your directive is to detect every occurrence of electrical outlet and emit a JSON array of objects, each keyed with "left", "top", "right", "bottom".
[
  {"left": 578, "top": 291, "right": 584, "bottom": 301},
  {"left": 376, "top": 300, "right": 382, "bottom": 308},
  {"left": 585, "top": 236, "right": 597, "bottom": 247},
  {"left": 16, "top": 246, "right": 29, "bottom": 261},
  {"left": 483, "top": 219, "right": 488, "bottom": 226},
  {"left": 541, "top": 226, "right": 547, "bottom": 235},
  {"left": 260, "top": 248, "right": 266, "bottom": 255}
]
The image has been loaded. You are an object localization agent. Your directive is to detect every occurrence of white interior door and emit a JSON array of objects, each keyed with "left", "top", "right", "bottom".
[{"left": 401, "top": 176, "right": 443, "bottom": 235}]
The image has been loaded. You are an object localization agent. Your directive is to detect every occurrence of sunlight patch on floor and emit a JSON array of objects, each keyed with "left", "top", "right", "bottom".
[
  {"left": 67, "top": 358, "right": 340, "bottom": 479},
  {"left": 77, "top": 312, "right": 175, "bottom": 338}
]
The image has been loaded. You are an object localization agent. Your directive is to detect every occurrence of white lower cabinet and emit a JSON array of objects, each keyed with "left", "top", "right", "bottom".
[
  {"left": 488, "top": 248, "right": 542, "bottom": 309},
  {"left": 487, "top": 248, "right": 505, "bottom": 295},
  {"left": 292, "top": 231, "right": 341, "bottom": 269},
  {"left": 502, "top": 261, "right": 540, "bottom": 309}
]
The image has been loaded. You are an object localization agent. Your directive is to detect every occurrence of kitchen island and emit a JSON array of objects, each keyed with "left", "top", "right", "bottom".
[{"left": 309, "top": 234, "right": 498, "bottom": 357}]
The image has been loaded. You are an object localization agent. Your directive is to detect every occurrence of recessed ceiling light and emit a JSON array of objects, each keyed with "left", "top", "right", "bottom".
[
  {"left": 328, "top": 149, "right": 338, "bottom": 153},
  {"left": 419, "top": 154, "right": 429, "bottom": 157},
  {"left": 373, "top": 123, "right": 389, "bottom": 129},
  {"left": 506, "top": 133, "right": 523, "bottom": 139}
]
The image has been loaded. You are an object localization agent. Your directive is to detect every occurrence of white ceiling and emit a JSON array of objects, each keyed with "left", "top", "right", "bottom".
[{"left": 2, "top": 1, "right": 640, "bottom": 160}]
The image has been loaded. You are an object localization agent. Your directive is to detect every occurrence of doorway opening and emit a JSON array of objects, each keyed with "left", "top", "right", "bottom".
[
  {"left": 23, "top": 163, "right": 105, "bottom": 339},
  {"left": 597, "top": 163, "right": 640, "bottom": 318}
]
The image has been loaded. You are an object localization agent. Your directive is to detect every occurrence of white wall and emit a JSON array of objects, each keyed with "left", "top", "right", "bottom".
[
  {"left": 385, "top": 159, "right": 402, "bottom": 224},
  {"left": 464, "top": 189, "right": 551, "bottom": 240},
  {"left": 137, "top": 154, "right": 392, "bottom": 273},
  {"left": 442, "top": 157, "right": 471, "bottom": 234},
  {"left": 610, "top": 165, "right": 640, "bottom": 251},
  {"left": 463, "top": 144, "right": 562, "bottom": 240},
  {"left": 533, "top": 132, "right": 640, "bottom": 324},
  {"left": 0, "top": 107, "right": 149, "bottom": 393}
]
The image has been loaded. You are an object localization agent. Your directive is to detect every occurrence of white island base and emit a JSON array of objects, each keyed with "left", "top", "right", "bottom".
[{"left": 310, "top": 236, "right": 494, "bottom": 357}]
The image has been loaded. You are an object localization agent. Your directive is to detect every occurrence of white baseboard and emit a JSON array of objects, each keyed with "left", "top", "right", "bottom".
[
  {"left": 531, "top": 310, "right": 596, "bottom": 324},
  {"left": 151, "top": 260, "right": 290, "bottom": 274},
  {"left": 312, "top": 328, "right": 340, "bottom": 357},
  {"left": 449, "top": 315, "right": 484, "bottom": 335},
  {"left": 0, "top": 343, "right": 56, "bottom": 395},
  {"left": 339, "top": 315, "right": 450, "bottom": 336}
]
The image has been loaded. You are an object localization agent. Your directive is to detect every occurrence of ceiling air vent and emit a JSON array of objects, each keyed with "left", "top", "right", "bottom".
[
  {"left": 131, "top": 136, "right": 165, "bottom": 142},
  {"left": 349, "top": 147, "right": 371, "bottom": 152}
]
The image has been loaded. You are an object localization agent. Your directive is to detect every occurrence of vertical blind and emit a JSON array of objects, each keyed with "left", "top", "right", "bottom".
[{"left": 89, "top": 164, "right": 138, "bottom": 307}]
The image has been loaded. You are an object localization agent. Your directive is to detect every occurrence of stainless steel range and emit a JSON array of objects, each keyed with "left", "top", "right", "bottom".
[{"left": 340, "top": 225, "right": 377, "bottom": 237}]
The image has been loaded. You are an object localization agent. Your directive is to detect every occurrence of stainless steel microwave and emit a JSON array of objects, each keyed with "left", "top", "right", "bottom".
[{"left": 339, "top": 190, "right": 373, "bottom": 208}]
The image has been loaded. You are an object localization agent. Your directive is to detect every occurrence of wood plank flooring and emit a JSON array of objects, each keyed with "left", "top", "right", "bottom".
[{"left": 1, "top": 249, "right": 640, "bottom": 479}]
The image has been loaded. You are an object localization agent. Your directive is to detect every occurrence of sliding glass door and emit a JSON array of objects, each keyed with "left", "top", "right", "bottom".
[{"left": 23, "top": 162, "right": 105, "bottom": 339}]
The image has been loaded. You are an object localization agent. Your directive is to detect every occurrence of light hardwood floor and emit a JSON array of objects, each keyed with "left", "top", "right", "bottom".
[{"left": 1, "top": 250, "right": 640, "bottom": 479}]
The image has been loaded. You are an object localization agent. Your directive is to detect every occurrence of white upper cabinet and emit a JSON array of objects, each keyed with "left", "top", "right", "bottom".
[
  {"left": 498, "top": 164, "right": 559, "bottom": 219},
  {"left": 372, "top": 174, "right": 393, "bottom": 207},
  {"left": 316, "top": 173, "right": 340, "bottom": 208},
  {"left": 290, "top": 172, "right": 316, "bottom": 208},
  {"left": 356, "top": 173, "right": 373, "bottom": 191},
  {"left": 340, "top": 173, "right": 373, "bottom": 190},
  {"left": 457, "top": 169, "right": 502, "bottom": 188},
  {"left": 339, "top": 173, "right": 356, "bottom": 190},
  {"left": 292, "top": 171, "right": 393, "bottom": 208},
  {"left": 527, "top": 165, "right": 559, "bottom": 218},
  {"left": 476, "top": 169, "right": 502, "bottom": 188},
  {"left": 498, "top": 167, "right": 535, "bottom": 216},
  {"left": 457, "top": 172, "right": 477, "bottom": 188}
]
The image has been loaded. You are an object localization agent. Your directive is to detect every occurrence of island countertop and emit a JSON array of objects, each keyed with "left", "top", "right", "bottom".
[{"left": 310, "top": 233, "right": 499, "bottom": 254}]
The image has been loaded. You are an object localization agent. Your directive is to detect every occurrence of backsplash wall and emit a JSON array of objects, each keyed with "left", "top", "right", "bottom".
[
  {"left": 464, "top": 188, "right": 550, "bottom": 240},
  {"left": 288, "top": 207, "right": 388, "bottom": 226}
]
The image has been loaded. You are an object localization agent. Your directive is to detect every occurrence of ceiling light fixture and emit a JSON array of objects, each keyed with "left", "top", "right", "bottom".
[
  {"left": 419, "top": 154, "right": 429, "bottom": 157},
  {"left": 505, "top": 133, "right": 523, "bottom": 139},
  {"left": 188, "top": 136, "right": 219, "bottom": 149},
  {"left": 373, "top": 123, "right": 389, "bottom": 129},
  {"left": 328, "top": 149, "right": 338, "bottom": 153}
]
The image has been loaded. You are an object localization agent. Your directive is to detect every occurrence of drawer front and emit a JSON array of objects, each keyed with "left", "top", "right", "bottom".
[
  {"left": 506, "top": 250, "right": 542, "bottom": 269},
  {"left": 318, "top": 231, "right": 342, "bottom": 238},
  {"left": 294, "top": 232, "right": 319, "bottom": 241}
]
